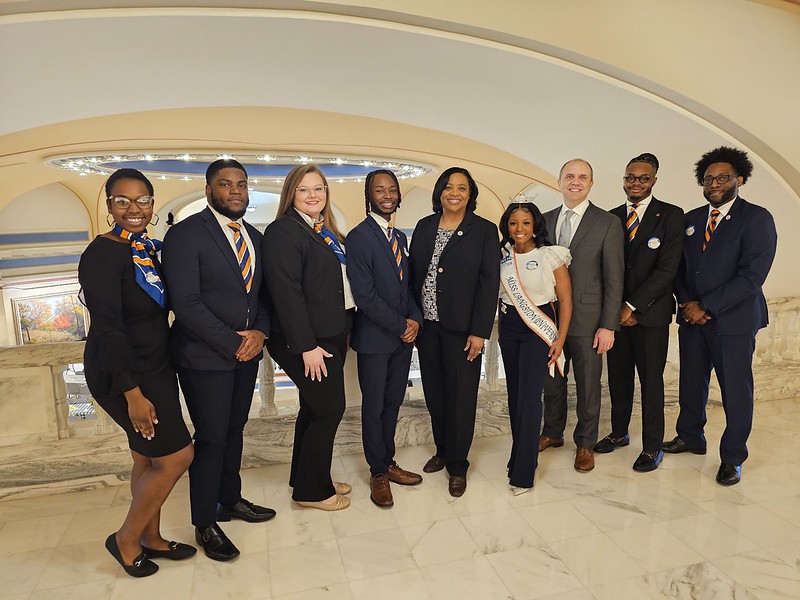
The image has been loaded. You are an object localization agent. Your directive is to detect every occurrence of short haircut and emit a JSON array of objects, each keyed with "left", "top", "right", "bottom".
[
  {"left": 431, "top": 167, "right": 478, "bottom": 213},
  {"left": 364, "top": 169, "right": 401, "bottom": 217},
  {"left": 558, "top": 158, "right": 593, "bottom": 180},
  {"left": 694, "top": 146, "right": 753, "bottom": 184},
  {"left": 105, "top": 168, "right": 154, "bottom": 197},
  {"left": 206, "top": 158, "right": 248, "bottom": 184},
  {"left": 627, "top": 152, "right": 659, "bottom": 172},
  {"left": 498, "top": 201, "right": 551, "bottom": 251}
]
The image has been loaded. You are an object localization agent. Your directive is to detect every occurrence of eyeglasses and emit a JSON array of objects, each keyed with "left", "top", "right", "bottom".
[
  {"left": 623, "top": 175, "right": 653, "bottom": 184},
  {"left": 295, "top": 185, "right": 327, "bottom": 196},
  {"left": 701, "top": 173, "right": 736, "bottom": 186},
  {"left": 108, "top": 195, "right": 153, "bottom": 209}
]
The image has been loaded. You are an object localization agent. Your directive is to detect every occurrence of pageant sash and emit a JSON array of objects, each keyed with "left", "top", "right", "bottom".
[
  {"left": 499, "top": 250, "right": 565, "bottom": 377},
  {"left": 112, "top": 223, "right": 166, "bottom": 308}
]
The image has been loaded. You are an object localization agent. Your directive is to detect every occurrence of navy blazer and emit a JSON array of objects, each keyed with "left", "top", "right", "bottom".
[
  {"left": 161, "top": 206, "right": 270, "bottom": 370},
  {"left": 409, "top": 211, "right": 500, "bottom": 338},
  {"left": 347, "top": 216, "right": 423, "bottom": 354},
  {"left": 675, "top": 197, "right": 777, "bottom": 335},
  {"left": 610, "top": 197, "right": 683, "bottom": 327},
  {"left": 261, "top": 208, "right": 347, "bottom": 354}
]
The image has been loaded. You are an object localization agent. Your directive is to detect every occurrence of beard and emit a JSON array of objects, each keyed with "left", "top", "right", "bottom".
[
  {"left": 209, "top": 191, "right": 248, "bottom": 220},
  {"left": 703, "top": 185, "right": 737, "bottom": 207},
  {"left": 370, "top": 199, "right": 398, "bottom": 220}
]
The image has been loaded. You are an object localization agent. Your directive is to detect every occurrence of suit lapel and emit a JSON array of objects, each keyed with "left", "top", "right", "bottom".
[
  {"left": 440, "top": 211, "right": 474, "bottom": 259},
  {"left": 368, "top": 217, "right": 402, "bottom": 282},
  {"left": 628, "top": 198, "right": 662, "bottom": 257},
  {"left": 201, "top": 208, "right": 247, "bottom": 290},
  {"left": 287, "top": 208, "right": 338, "bottom": 257},
  {"left": 568, "top": 203, "right": 598, "bottom": 250}
]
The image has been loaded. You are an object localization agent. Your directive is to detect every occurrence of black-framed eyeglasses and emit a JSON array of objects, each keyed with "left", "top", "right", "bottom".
[
  {"left": 701, "top": 173, "right": 736, "bottom": 186},
  {"left": 623, "top": 175, "right": 653, "bottom": 184},
  {"left": 108, "top": 195, "right": 153, "bottom": 209}
]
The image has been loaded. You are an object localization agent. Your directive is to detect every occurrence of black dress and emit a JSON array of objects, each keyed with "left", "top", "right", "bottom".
[{"left": 79, "top": 236, "right": 191, "bottom": 457}]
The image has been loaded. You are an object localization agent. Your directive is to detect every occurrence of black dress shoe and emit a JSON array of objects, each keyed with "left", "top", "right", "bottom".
[
  {"left": 423, "top": 455, "right": 445, "bottom": 473},
  {"left": 105, "top": 533, "right": 159, "bottom": 577},
  {"left": 217, "top": 498, "right": 277, "bottom": 523},
  {"left": 448, "top": 475, "right": 467, "bottom": 497},
  {"left": 632, "top": 450, "right": 664, "bottom": 472},
  {"left": 594, "top": 434, "right": 630, "bottom": 454},
  {"left": 716, "top": 463, "right": 742, "bottom": 486},
  {"left": 195, "top": 524, "right": 240, "bottom": 562},
  {"left": 142, "top": 540, "right": 197, "bottom": 560},
  {"left": 661, "top": 436, "right": 707, "bottom": 455}
]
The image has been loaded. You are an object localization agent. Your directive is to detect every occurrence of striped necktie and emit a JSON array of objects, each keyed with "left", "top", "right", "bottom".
[
  {"left": 227, "top": 222, "right": 253, "bottom": 292},
  {"left": 387, "top": 226, "right": 403, "bottom": 280},
  {"left": 702, "top": 209, "right": 720, "bottom": 252},
  {"left": 626, "top": 202, "right": 640, "bottom": 241}
]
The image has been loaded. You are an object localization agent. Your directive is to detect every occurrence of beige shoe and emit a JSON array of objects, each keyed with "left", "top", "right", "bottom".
[
  {"left": 295, "top": 494, "right": 351, "bottom": 511},
  {"left": 574, "top": 447, "right": 595, "bottom": 472},
  {"left": 334, "top": 482, "right": 352, "bottom": 495}
]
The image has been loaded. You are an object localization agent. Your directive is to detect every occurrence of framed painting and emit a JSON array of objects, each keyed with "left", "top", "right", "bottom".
[{"left": 12, "top": 292, "right": 88, "bottom": 345}]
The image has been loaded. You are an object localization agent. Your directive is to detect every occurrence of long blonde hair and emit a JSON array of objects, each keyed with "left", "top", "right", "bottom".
[{"left": 276, "top": 164, "right": 345, "bottom": 240}]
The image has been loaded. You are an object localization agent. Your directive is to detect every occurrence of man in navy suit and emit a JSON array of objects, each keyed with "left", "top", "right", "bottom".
[
  {"left": 347, "top": 170, "right": 424, "bottom": 508},
  {"left": 663, "top": 147, "right": 777, "bottom": 486},
  {"left": 596, "top": 153, "right": 683, "bottom": 472},
  {"left": 162, "top": 159, "right": 275, "bottom": 561}
]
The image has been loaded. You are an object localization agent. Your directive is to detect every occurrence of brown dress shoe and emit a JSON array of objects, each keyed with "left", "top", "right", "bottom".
[
  {"left": 370, "top": 474, "right": 394, "bottom": 508},
  {"left": 538, "top": 435, "right": 565, "bottom": 452},
  {"left": 388, "top": 462, "right": 423, "bottom": 485},
  {"left": 448, "top": 475, "right": 467, "bottom": 497},
  {"left": 423, "top": 455, "right": 445, "bottom": 473},
  {"left": 574, "top": 447, "right": 594, "bottom": 472}
]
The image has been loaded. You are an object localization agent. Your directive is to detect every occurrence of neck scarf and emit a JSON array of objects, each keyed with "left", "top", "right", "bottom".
[
  {"left": 313, "top": 221, "right": 347, "bottom": 265},
  {"left": 112, "top": 223, "right": 166, "bottom": 308}
]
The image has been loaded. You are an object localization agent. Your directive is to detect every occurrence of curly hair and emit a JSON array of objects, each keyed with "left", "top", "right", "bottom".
[
  {"left": 431, "top": 167, "right": 478, "bottom": 213},
  {"left": 498, "top": 202, "right": 551, "bottom": 253},
  {"left": 694, "top": 146, "right": 753, "bottom": 184},
  {"left": 627, "top": 152, "right": 659, "bottom": 172},
  {"left": 364, "top": 169, "right": 401, "bottom": 217}
]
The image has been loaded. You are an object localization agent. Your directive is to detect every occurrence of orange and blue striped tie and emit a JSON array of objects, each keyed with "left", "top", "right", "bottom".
[
  {"left": 703, "top": 209, "right": 720, "bottom": 252},
  {"left": 626, "top": 202, "right": 640, "bottom": 241},
  {"left": 388, "top": 226, "right": 403, "bottom": 280},
  {"left": 227, "top": 222, "right": 253, "bottom": 292}
]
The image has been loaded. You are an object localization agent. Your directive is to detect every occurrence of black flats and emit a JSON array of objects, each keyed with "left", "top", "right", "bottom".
[
  {"left": 142, "top": 540, "right": 197, "bottom": 560},
  {"left": 105, "top": 533, "right": 158, "bottom": 578}
]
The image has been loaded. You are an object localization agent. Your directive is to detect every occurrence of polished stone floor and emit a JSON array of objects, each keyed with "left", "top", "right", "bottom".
[{"left": 1, "top": 398, "right": 799, "bottom": 600}]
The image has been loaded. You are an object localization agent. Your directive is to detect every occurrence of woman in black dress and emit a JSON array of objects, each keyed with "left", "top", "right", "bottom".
[
  {"left": 79, "top": 169, "right": 194, "bottom": 577},
  {"left": 262, "top": 164, "right": 353, "bottom": 511}
]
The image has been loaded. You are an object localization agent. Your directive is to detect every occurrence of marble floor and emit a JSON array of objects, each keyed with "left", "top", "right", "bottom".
[{"left": 1, "top": 398, "right": 799, "bottom": 600}]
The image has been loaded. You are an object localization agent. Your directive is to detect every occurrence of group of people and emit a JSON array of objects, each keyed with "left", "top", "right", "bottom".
[{"left": 78, "top": 145, "right": 776, "bottom": 577}]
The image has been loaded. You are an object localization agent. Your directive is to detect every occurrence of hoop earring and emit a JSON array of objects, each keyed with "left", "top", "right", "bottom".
[
  {"left": 106, "top": 214, "right": 114, "bottom": 226},
  {"left": 150, "top": 213, "right": 160, "bottom": 226}
]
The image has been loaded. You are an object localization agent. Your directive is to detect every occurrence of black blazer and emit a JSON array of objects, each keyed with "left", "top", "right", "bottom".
[
  {"left": 409, "top": 211, "right": 500, "bottom": 338},
  {"left": 347, "top": 216, "right": 423, "bottom": 354},
  {"left": 262, "top": 208, "right": 347, "bottom": 354},
  {"left": 675, "top": 197, "right": 777, "bottom": 335},
  {"left": 161, "top": 207, "right": 270, "bottom": 370},
  {"left": 610, "top": 197, "right": 683, "bottom": 327}
]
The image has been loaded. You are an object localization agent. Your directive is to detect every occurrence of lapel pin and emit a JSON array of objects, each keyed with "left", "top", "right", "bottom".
[
  {"left": 725, "top": 215, "right": 731, "bottom": 220},
  {"left": 457, "top": 230, "right": 463, "bottom": 236}
]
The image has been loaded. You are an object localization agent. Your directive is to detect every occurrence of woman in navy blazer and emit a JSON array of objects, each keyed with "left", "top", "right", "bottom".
[
  {"left": 262, "top": 164, "right": 353, "bottom": 511},
  {"left": 409, "top": 167, "right": 501, "bottom": 497}
]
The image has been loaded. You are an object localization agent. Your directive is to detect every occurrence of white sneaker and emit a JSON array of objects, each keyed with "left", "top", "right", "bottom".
[{"left": 511, "top": 486, "right": 532, "bottom": 496}]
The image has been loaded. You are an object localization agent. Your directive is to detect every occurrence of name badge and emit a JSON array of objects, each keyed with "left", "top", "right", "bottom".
[
  {"left": 525, "top": 260, "right": 539, "bottom": 271},
  {"left": 647, "top": 237, "right": 661, "bottom": 249}
]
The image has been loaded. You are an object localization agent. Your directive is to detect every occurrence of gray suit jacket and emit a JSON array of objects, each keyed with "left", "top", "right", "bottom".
[{"left": 544, "top": 202, "right": 625, "bottom": 336}]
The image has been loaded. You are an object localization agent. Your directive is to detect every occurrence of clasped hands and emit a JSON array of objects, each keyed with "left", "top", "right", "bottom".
[
  {"left": 236, "top": 329, "right": 267, "bottom": 362},
  {"left": 679, "top": 300, "right": 711, "bottom": 325}
]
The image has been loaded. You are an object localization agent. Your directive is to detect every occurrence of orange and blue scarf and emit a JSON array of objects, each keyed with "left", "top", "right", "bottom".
[
  {"left": 112, "top": 223, "right": 166, "bottom": 308},
  {"left": 313, "top": 222, "right": 346, "bottom": 265}
]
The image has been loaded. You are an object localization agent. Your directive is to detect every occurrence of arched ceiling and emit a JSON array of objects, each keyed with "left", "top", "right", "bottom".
[{"left": 1, "top": 1, "right": 798, "bottom": 295}]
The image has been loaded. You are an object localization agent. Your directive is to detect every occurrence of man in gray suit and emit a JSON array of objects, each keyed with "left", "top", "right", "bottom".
[{"left": 539, "top": 159, "right": 625, "bottom": 472}]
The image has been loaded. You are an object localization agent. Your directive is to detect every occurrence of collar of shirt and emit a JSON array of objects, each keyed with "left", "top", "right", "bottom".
[
  {"left": 208, "top": 204, "right": 243, "bottom": 229},
  {"left": 628, "top": 196, "right": 651, "bottom": 220},
  {"left": 708, "top": 197, "right": 736, "bottom": 221},
  {"left": 208, "top": 204, "right": 256, "bottom": 274},
  {"left": 561, "top": 198, "right": 590, "bottom": 218},
  {"left": 293, "top": 206, "right": 323, "bottom": 229},
  {"left": 369, "top": 212, "right": 393, "bottom": 238}
]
